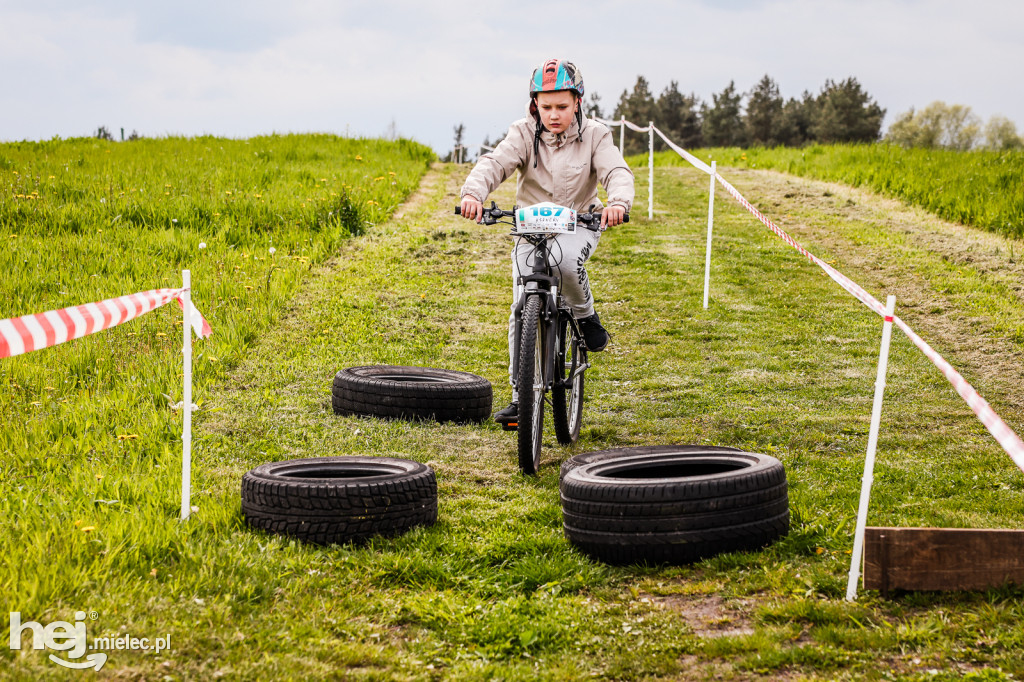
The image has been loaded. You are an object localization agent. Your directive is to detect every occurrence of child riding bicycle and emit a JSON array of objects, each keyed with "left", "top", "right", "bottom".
[{"left": 458, "top": 58, "right": 635, "bottom": 427}]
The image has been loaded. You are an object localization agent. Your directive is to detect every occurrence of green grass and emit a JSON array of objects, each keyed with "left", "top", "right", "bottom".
[
  {"left": 0, "top": 134, "right": 434, "bottom": 676},
  {"left": 631, "top": 144, "right": 1024, "bottom": 238},
  {"left": 3, "top": 147, "right": 1024, "bottom": 680}
]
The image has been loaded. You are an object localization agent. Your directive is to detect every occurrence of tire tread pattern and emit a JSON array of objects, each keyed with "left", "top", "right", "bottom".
[
  {"left": 241, "top": 457, "right": 438, "bottom": 546},
  {"left": 332, "top": 365, "right": 492, "bottom": 423},
  {"left": 559, "top": 447, "right": 789, "bottom": 565}
]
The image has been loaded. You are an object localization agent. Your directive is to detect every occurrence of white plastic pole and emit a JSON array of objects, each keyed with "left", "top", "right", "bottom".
[
  {"left": 846, "top": 294, "right": 897, "bottom": 600},
  {"left": 648, "top": 122, "right": 654, "bottom": 220},
  {"left": 180, "top": 270, "right": 193, "bottom": 521},
  {"left": 619, "top": 116, "right": 624, "bottom": 154},
  {"left": 702, "top": 161, "right": 717, "bottom": 310}
]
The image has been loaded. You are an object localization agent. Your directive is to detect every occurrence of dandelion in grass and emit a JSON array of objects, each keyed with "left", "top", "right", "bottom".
[
  {"left": 268, "top": 247, "right": 276, "bottom": 255},
  {"left": 199, "top": 242, "right": 206, "bottom": 249},
  {"left": 81, "top": 526, "right": 96, "bottom": 533}
]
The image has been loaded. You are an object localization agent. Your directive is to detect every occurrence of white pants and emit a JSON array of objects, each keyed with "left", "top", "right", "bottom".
[{"left": 507, "top": 228, "right": 601, "bottom": 391}]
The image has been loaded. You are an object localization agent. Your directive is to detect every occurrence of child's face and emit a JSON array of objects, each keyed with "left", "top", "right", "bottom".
[{"left": 535, "top": 90, "right": 578, "bottom": 133}]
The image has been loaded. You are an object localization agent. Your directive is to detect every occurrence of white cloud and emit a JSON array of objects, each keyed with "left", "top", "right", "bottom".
[{"left": 1, "top": 0, "right": 1021, "bottom": 151}]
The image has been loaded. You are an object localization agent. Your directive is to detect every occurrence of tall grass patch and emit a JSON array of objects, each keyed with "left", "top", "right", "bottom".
[
  {"left": 0, "top": 134, "right": 431, "bottom": 621},
  {"left": 632, "top": 144, "right": 1024, "bottom": 238}
]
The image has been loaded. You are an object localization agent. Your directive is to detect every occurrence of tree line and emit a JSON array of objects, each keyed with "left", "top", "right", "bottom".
[
  {"left": 452, "top": 74, "right": 1023, "bottom": 159},
  {"left": 587, "top": 74, "right": 1022, "bottom": 154},
  {"left": 590, "top": 74, "right": 886, "bottom": 155}
]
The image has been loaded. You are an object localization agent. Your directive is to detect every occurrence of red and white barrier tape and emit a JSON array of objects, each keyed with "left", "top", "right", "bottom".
[
  {"left": 594, "top": 116, "right": 651, "bottom": 133},
  {"left": 712, "top": 172, "right": 1024, "bottom": 474},
  {"left": 653, "top": 127, "right": 713, "bottom": 175},
  {"left": 606, "top": 116, "right": 1024, "bottom": 473},
  {"left": 0, "top": 287, "right": 212, "bottom": 359}
]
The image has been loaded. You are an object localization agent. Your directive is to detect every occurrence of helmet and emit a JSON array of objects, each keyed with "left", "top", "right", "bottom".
[{"left": 529, "top": 59, "right": 584, "bottom": 99}]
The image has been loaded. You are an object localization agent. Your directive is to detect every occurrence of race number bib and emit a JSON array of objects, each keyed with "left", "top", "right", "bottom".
[{"left": 515, "top": 202, "right": 577, "bottom": 234}]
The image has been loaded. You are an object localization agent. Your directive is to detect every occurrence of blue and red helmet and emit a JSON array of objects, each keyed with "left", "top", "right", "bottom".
[{"left": 530, "top": 59, "right": 584, "bottom": 99}]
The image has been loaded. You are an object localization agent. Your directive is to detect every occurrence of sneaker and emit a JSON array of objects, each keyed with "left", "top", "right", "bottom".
[
  {"left": 494, "top": 402, "right": 518, "bottom": 431},
  {"left": 577, "top": 312, "right": 609, "bottom": 351}
]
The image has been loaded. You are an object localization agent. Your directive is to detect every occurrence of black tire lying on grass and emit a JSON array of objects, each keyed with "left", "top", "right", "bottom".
[
  {"left": 332, "top": 365, "right": 492, "bottom": 423},
  {"left": 241, "top": 457, "right": 437, "bottom": 545},
  {"left": 559, "top": 446, "right": 788, "bottom": 565},
  {"left": 558, "top": 444, "right": 743, "bottom": 484}
]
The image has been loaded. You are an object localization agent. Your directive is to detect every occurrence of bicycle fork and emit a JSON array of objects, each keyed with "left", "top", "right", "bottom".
[{"left": 511, "top": 278, "right": 559, "bottom": 395}]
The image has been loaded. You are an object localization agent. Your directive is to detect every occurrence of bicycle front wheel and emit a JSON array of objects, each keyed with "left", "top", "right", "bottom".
[
  {"left": 517, "top": 295, "right": 545, "bottom": 475},
  {"left": 552, "top": 313, "right": 585, "bottom": 445}
]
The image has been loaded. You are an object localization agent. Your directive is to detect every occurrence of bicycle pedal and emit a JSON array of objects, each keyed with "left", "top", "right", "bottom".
[{"left": 501, "top": 422, "right": 518, "bottom": 432}]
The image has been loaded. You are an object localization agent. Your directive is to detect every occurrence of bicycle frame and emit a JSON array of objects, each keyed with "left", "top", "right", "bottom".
[
  {"left": 454, "top": 200, "right": 624, "bottom": 473},
  {"left": 510, "top": 236, "right": 579, "bottom": 395}
]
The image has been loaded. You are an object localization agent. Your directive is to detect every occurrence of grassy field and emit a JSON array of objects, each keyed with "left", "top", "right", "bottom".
[
  {"left": 633, "top": 144, "right": 1024, "bottom": 239},
  {"left": 0, "top": 134, "right": 433, "bottom": 674},
  {"left": 4, "top": 142, "right": 1024, "bottom": 680}
]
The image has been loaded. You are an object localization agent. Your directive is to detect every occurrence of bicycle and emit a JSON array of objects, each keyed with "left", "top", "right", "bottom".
[{"left": 456, "top": 201, "right": 628, "bottom": 475}]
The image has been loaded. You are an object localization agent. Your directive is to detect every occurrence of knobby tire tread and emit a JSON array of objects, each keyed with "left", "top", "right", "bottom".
[
  {"left": 517, "top": 296, "right": 544, "bottom": 475},
  {"left": 552, "top": 314, "right": 584, "bottom": 445}
]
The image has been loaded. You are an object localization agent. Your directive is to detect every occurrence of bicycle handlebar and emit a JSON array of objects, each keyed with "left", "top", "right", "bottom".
[{"left": 455, "top": 203, "right": 629, "bottom": 230}]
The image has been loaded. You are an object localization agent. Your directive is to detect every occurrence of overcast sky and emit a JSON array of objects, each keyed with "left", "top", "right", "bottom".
[{"left": 2, "top": 0, "right": 1021, "bottom": 154}]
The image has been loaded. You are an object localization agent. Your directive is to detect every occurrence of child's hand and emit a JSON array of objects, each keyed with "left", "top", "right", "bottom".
[
  {"left": 601, "top": 205, "right": 626, "bottom": 229},
  {"left": 460, "top": 197, "right": 484, "bottom": 223}
]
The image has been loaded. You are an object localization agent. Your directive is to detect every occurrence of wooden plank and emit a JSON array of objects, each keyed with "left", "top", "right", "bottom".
[{"left": 864, "top": 527, "right": 1024, "bottom": 592}]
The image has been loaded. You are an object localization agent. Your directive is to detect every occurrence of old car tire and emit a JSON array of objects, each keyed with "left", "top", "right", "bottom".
[
  {"left": 241, "top": 456, "right": 437, "bottom": 545},
  {"left": 559, "top": 446, "right": 789, "bottom": 565},
  {"left": 332, "top": 365, "right": 492, "bottom": 423}
]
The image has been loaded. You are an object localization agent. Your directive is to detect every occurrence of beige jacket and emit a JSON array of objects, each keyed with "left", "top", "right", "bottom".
[{"left": 461, "top": 104, "right": 634, "bottom": 213}]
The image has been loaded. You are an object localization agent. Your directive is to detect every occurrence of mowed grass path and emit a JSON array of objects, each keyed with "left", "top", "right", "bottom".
[{"left": 8, "top": 161, "right": 1024, "bottom": 680}]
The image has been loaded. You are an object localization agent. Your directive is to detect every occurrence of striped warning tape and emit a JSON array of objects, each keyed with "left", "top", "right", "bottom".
[
  {"left": 0, "top": 287, "right": 211, "bottom": 359},
  {"left": 593, "top": 116, "right": 651, "bottom": 133},
  {"left": 713, "top": 172, "right": 1024, "bottom": 474}
]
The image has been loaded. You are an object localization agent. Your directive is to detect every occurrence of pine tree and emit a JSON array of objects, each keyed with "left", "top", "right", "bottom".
[
  {"left": 812, "top": 78, "right": 885, "bottom": 143},
  {"left": 656, "top": 81, "right": 703, "bottom": 149},
  {"left": 780, "top": 91, "right": 817, "bottom": 146},
  {"left": 613, "top": 76, "right": 657, "bottom": 155},
  {"left": 744, "top": 75, "right": 785, "bottom": 147},
  {"left": 585, "top": 91, "right": 604, "bottom": 120},
  {"left": 702, "top": 81, "right": 746, "bottom": 147}
]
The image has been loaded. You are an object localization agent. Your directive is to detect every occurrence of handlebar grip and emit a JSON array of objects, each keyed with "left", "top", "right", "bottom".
[
  {"left": 624, "top": 213, "right": 630, "bottom": 223},
  {"left": 455, "top": 206, "right": 461, "bottom": 215}
]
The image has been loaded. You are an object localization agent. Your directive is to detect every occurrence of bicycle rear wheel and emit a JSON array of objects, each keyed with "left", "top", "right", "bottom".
[
  {"left": 517, "top": 295, "right": 545, "bottom": 475},
  {"left": 552, "top": 313, "right": 585, "bottom": 445}
]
